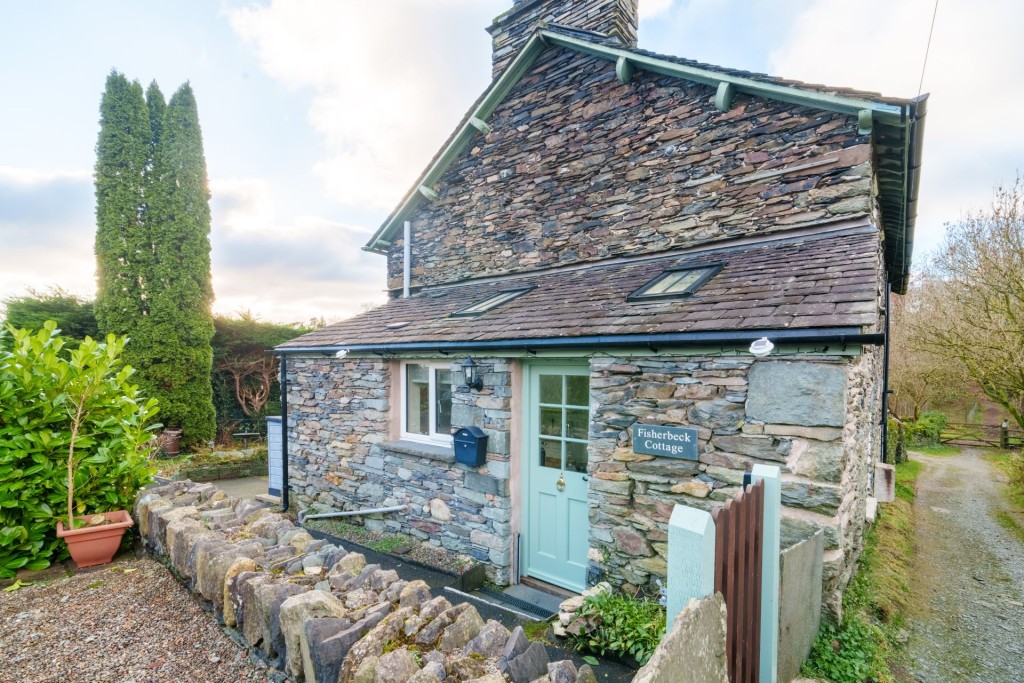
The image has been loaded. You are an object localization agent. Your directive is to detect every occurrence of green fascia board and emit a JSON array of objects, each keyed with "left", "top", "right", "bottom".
[
  {"left": 364, "top": 28, "right": 915, "bottom": 255},
  {"left": 543, "top": 31, "right": 908, "bottom": 123}
]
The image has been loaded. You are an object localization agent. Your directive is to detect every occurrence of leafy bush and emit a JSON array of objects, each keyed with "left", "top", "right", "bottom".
[
  {"left": 1008, "top": 451, "right": 1024, "bottom": 492},
  {"left": 886, "top": 417, "right": 907, "bottom": 464},
  {"left": 0, "top": 322, "right": 157, "bottom": 577},
  {"left": 905, "top": 410, "right": 948, "bottom": 446},
  {"left": 566, "top": 591, "right": 666, "bottom": 666}
]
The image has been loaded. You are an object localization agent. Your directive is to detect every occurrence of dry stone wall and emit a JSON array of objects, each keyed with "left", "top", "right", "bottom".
[
  {"left": 288, "top": 357, "right": 515, "bottom": 584},
  {"left": 387, "top": 47, "right": 873, "bottom": 291},
  {"left": 135, "top": 480, "right": 600, "bottom": 683},
  {"left": 586, "top": 352, "right": 879, "bottom": 612}
]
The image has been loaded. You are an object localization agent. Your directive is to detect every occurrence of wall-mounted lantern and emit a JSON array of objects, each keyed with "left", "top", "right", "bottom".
[{"left": 461, "top": 356, "right": 484, "bottom": 390}]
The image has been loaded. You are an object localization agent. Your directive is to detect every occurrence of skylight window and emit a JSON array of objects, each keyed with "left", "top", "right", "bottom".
[
  {"left": 452, "top": 286, "right": 535, "bottom": 317},
  {"left": 628, "top": 264, "right": 722, "bottom": 302}
]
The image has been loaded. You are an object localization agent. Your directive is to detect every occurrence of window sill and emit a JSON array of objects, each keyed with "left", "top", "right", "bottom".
[{"left": 380, "top": 439, "right": 455, "bottom": 464}]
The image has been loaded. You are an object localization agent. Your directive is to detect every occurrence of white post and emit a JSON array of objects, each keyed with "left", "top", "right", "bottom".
[
  {"left": 666, "top": 505, "right": 716, "bottom": 628},
  {"left": 752, "top": 464, "right": 781, "bottom": 683},
  {"left": 403, "top": 220, "right": 411, "bottom": 298}
]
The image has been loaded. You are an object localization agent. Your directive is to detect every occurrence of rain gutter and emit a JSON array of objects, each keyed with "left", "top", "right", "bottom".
[{"left": 273, "top": 327, "right": 883, "bottom": 356}]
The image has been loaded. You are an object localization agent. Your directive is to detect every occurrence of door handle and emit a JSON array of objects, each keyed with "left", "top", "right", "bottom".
[{"left": 556, "top": 473, "right": 566, "bottom": 492}]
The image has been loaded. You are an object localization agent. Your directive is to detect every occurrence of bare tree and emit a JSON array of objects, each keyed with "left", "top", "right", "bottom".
[
  {"left": 916, "top": 177, "right": 1024, "bottom": 428},
  {"left": 889, "top": 277, "right": 967, "bottom": 419}
]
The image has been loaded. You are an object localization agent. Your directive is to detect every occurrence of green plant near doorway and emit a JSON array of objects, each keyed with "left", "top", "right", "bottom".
[{"left": 566, "top": 590, "right": 666, "bottom": 666}]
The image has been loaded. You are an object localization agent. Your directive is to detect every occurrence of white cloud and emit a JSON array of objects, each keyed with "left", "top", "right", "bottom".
[
  {"left": 769, "top": 0, "right": 1024, "bottom": 257},
  {"left": 226, "top": 0, "right": 506, "bottom": 210},
  {"left": 208, "top": 175, "right": 385, "bottom": 323},
  {"left": 639, "top": 0, "right": 674, "bottom": 20},
  {"left": 0, "top": 166, "right": 91, "bottom": 186}
]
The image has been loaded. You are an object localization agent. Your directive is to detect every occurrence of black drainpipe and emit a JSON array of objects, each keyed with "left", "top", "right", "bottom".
[
  {"left": 880, "top": 282, "right": 892, "bottom": 464},
  {"left": 279, "top": 354, "right": 290, "bottom": 512}
]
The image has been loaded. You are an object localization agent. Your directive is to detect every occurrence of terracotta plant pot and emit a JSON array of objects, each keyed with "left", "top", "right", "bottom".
[{"left": 56, "top": 510, "right": 134, "bottom": 568}]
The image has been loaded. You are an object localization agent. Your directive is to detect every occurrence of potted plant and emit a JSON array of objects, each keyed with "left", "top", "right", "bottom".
[{"left": 54, "top": 333, "right": 159, "bottom": 568}]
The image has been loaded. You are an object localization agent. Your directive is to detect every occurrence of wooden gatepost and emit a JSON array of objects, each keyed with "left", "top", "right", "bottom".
[{"left": 668, "top": 464, "right": 781, "bottom": 683}]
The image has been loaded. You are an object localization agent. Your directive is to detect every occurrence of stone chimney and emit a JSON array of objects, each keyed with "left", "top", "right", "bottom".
[{"left": 487, "top": 0, "right": 639, "bottom": 77}]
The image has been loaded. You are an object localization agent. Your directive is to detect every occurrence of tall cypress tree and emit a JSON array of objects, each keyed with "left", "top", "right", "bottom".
[
  {"left": 144, "top": 83, "right": 216, "bottom": 446},
  {"left": 94, "top": 71, "right": 149, "bottom": 337}
]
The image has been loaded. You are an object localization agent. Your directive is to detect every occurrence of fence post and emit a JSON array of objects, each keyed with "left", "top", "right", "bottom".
[
  {"left": 751, "top": 464, "right": 781, "bottom": 683},
  {"left": 1001, "top": 420, "right": 1009, "bottom": 449},
  {"left": 667, "top": 505, "right": 716, "bottom": 629}
]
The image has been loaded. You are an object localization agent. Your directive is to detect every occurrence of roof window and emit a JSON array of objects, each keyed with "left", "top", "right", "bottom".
[
  {"left": 452, "top": 286, "right": 535, "bottom": 317},
  {"left": 628, "top": 264, "right": 722, "bottom": 302}
]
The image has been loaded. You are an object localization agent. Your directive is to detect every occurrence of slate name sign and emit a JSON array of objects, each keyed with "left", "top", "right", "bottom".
[{"left": 632, "top": 424, "right": 699, "bottom": 460}]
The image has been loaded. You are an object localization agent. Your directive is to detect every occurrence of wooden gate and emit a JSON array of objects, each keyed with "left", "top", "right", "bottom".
[{"left": 712, "top": 479, "right": 765, "bottom": 683}]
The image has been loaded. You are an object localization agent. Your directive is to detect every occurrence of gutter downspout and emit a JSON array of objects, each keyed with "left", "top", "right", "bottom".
[
  {"left": 403, "top": 220, "right": 411, "bottom": 299},
  {"left": 880, "top": 282, "right": 892, "bottom": 464},
  {"left": 279, "top": 354, "right": 290, "bottom": 512}
]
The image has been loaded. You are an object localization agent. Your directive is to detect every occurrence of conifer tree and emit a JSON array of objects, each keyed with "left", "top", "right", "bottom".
[
  {"left": 143, "top": 83, "right": 216, "bottom": 445},
  {"left": 93, "top": 71, "right": 149, "bottom": 337}
]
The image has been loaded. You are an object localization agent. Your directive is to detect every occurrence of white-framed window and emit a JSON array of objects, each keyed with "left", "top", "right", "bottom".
[{"left": 400, "top": 361, "right": 454, "bottom": 444}]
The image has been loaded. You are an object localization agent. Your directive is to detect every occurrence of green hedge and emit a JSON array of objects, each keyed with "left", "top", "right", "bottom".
[
  {"left": 905, "top": 411, "right": 948, "bottom": 446},
  {"left": 886, "top": 417, "right": 908, "bottom": 464},
  {"left": 0, "top": 323, "right": 157, "bottom": 578}
]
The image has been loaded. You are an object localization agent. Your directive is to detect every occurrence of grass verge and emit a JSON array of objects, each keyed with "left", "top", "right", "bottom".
[
  {"left": 802, "top": 458, "right": 919, "bottom": 683},
  {"left": 985, "top": 451, "right": 1024, "bottom": 542}
]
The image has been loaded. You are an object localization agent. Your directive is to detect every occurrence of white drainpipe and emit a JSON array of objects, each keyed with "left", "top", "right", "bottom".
[{"left": 403, "top": 220, "right": 411, "bottom": 298}]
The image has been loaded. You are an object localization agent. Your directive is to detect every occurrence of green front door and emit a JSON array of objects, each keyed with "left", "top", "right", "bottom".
[{"left": 523, "top": 364, "right": 590, "bottom": 592}]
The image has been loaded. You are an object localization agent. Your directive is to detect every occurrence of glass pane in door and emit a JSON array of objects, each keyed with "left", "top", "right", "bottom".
[
  {"left": 565, "top": 441, "right": 588, "bottom": 473},
  {"left": 539, "top": 438, "right": 562, "bottom": 468}
]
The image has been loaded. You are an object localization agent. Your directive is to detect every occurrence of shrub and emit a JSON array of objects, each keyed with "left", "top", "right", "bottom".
[
  {"left": 566, "top": 590, "right": 666, "bottom": 666},
  {"left": 905, "top": 410, "right": 948, "bottom": 446},
  {"left": 886, "top": 417, "right": 907, "bottom": 464},
  {"left": 1008, "top": 451, "right": 1024, "bottom": 492},
  {"left": 0, "top": 322, "right": 157, "bottom": 577}
]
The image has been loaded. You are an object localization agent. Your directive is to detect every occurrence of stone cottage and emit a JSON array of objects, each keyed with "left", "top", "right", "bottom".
[{"left": 276, "top": 0, "right": 927, "bottom": 615}]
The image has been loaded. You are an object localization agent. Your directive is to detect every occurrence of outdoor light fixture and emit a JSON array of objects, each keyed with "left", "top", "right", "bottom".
[
  {"left": 749, "top": 337, "right": 774, "bottom": 357},
  {"left": 335, "top": 349, "right": 348, "bottom": 359},
  {"left": 461, "top": 356, "right": 483, "bottom": 390}
]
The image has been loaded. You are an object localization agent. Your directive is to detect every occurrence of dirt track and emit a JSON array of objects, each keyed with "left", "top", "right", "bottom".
[{"left": 895, "top": 450, "right": 1024, "bottom": 682}]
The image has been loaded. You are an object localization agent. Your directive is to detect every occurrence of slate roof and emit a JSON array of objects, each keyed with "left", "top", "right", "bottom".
[{"left": 280, "top": 224, "right": 881, "bottom": 352}]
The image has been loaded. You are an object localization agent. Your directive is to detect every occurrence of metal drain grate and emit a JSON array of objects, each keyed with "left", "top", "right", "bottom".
[{"left": 478, "top": 586, "right": 556, "bottom": 619}]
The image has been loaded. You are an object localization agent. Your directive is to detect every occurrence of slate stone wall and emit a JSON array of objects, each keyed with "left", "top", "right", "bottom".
[
  {"left": 586, "top": 352, "right": 879, "bottom": 612},
  {"left": 387, "top": 47, "right": 873, "bottom": 292},
  {"left": 288, "top": 357, "right": 516, "bottom": 584},
  {"left": 287, "top": 358, "right": 390, "bottom": 508},
  {"left": 488, "top": 0, "right": 640, "bottom": 76}
]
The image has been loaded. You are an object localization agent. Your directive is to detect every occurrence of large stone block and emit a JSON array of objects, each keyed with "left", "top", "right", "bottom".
[
  {"left": 279, "top": 590, "right": 348, "bottom": 682},
  {"left": 747, "top": 362, "right": 846, "bottom": 427},
  {"left": 632, "top": 594, "right": 728, "bottom": 683},
  {"left": 789, "top": 439, "right": 845, "bottom": 483},
  {"left": 778, "top": 531, "right": 824, "bottom": 683},
  {"left": 255, "top": 581, "right": 308, "bottom": 660}
]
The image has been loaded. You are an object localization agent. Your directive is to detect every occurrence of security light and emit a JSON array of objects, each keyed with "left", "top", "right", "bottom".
[{"left": 749, "top": 337, "right": 774, "bottom": 357}]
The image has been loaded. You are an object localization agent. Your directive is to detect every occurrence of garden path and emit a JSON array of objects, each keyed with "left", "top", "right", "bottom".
[{"left": 894, "top": 450, "right": 1024, "bottom": 682}]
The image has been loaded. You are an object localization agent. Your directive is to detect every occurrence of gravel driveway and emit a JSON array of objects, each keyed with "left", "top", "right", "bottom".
[
  {"left": 0, "top": 555, "right": 270, "bottom": 683},
  {"left": 895, "top": 450, "right": 1024, "bottom": 682}
]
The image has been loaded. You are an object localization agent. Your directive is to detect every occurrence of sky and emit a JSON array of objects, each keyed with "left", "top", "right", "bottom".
[{"left": 1, "top": 0, "right": 1021, "bottom": 325}]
